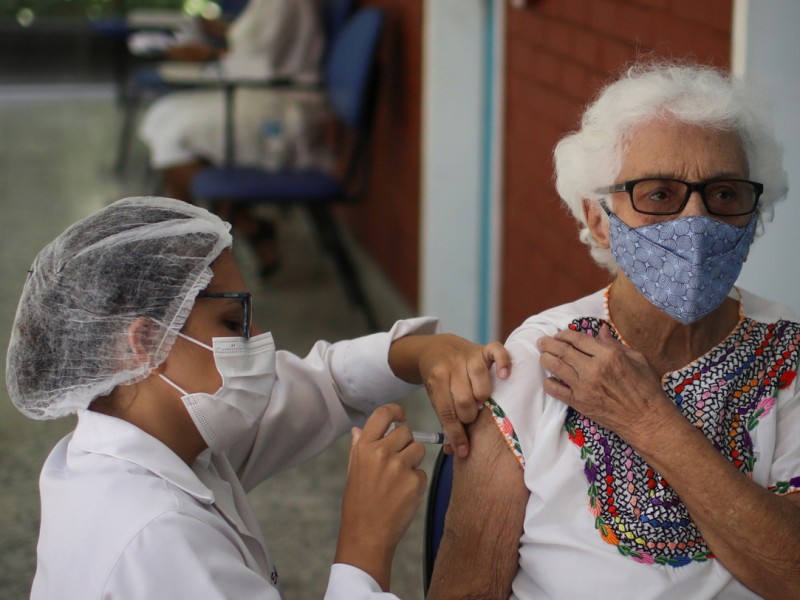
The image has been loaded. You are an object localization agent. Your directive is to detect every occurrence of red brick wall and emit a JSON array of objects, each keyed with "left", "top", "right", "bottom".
[
  {"left": 343, "top": 0, "right": 423, "bottom": 307},
  {"left": 499, "top": 0, "right": 733, "bottom": 337}
]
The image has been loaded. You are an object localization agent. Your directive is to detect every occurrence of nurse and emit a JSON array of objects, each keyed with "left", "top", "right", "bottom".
[{"left": 5, "top": 196, "right": 510, "bottom": 599}]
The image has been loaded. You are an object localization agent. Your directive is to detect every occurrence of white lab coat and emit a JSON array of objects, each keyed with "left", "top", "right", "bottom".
[
  {"left": 140, "top": 0, "right": 326, "bottom": 169},
  {"left": 31, "top": 318, "right": 437, "bottom": 599}
]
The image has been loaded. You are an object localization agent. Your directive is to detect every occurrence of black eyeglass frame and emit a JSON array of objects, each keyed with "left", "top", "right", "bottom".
[
  {"left": 196, "top": 291, "right": 253, "bottom": 340},
  {"left": 595, "top": 177, "right": 764, "bottom": 217}
]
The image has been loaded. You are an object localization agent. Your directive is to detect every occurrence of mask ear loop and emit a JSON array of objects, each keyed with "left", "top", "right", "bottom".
[
  {"left": 159, "top": 332, "right": 215, "bottom": 396},
  {"left": 159, "top": 373, "right": 190, "bottom": 397},
  {"left": 164, "top": 332, "right": 271, "bottom": 397},
  {"left": 177, "top": 331, "right": 214, "bottom": 352}
]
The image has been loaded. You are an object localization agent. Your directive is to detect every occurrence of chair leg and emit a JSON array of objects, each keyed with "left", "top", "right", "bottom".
[
  {"left": 306, "top": 205, "right": 381, "bottom": 331},
  {"left": 111, "top": 36, "right": 131, "bottom": 108},
  {"left": 114, "top": 88, "right": 141, "bottom": 175}
]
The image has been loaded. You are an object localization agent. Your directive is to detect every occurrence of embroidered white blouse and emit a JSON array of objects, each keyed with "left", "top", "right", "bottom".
[{"left": 489, "top": 288, "right": 800, "bottom": 600}]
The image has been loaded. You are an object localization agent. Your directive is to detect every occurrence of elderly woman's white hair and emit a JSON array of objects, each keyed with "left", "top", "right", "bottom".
[{"left": 554, "top": 59, "right": 788, "bottom": 271}]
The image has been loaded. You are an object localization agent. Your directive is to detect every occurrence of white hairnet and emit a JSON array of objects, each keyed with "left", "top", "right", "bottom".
[{"left": 6, "top": 197, "right": 233, "bottom": 420}]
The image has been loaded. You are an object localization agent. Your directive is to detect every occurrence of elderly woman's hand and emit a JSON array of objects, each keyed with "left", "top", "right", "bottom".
[
  {"left": 538, "top": 324, "right": 677, "bottom": 444},
  {"left": 388, "top": 334, "right": 511, "bottom": 458}
]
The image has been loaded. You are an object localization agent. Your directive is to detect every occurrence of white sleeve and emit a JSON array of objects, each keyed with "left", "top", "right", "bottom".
[
  {"left": 224, "top": 0, "right": 321, "bottom": 77},
  {"left": 226, "top": 0, "right": 284, "bottom": 57},
  {"left": 328, "top": 317, "right": 441, "bottom": 413},
  {"left": 324, "top": 564, "right": 401, "bottom": 600},
  {"left": 232, "top": 317, "right": 440, "bottom": 489}
]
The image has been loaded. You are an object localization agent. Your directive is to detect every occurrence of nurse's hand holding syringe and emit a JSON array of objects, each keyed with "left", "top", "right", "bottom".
[
  {"left": 386, "top": 422, "right": 446, "bottom": 445},
  {"left": 336, "top": 404, "right": 429, "bottom": 591}
]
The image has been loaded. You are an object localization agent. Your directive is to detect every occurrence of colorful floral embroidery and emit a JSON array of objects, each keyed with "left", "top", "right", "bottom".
[
  {"left": 747, "top": 396, "right": 776, "bottom": 430},
  {"left": 486, "top": 397, "right": 525, "bottom": 468},
  {"left": 565, "top": 316, "right": 800, "bottom": 568},
  {"left": 769, "top": 477, "right": 800, "bottom": 495},
  {"left": 778, "top": 369, "right": 797, "bottom": 390}
]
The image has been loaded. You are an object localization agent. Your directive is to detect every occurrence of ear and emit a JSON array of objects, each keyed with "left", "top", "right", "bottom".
[
  {"left": 583, "top": 199, "right": 610, "bottom": 249},
  {"left": 126, "top": 317, "right": 158, "bottom": 368}
]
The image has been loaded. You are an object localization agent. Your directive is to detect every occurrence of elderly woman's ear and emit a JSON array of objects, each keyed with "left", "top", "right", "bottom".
[{"left": 582, "top": 199, "right": 610, "bottom": 249}]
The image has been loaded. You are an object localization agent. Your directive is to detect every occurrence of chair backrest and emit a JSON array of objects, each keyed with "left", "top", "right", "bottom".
[
  {"left": 219, "top": 0, "right": 249, "bottom": 19},
  {"left": 321, "top": 0, "right": 356, "bottom": 47},
  {"left": 323, "top": 7, "right": 385, "bottom": 130},
  {"left": 423, "top": 449, "right": 454, "bottom": 594}
]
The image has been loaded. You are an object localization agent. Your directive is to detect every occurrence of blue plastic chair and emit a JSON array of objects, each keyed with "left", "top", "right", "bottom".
[
  {"left": 424, "top": 449, "right": 454, "bottom": 594},
  {"left": 322, "top": 0, "right": 355, "bottom": 52},
  {"left": 191, "top": 7, "right": 385, "bottom": 330}
]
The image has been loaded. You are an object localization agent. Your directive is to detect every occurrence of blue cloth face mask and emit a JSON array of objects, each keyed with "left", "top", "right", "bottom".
[{"left": 607, "top": 212, "right": 757, "bottom": 325}]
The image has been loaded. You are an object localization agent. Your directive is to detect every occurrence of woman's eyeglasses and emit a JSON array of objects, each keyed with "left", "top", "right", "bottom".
[
  {"left": 595, "top": 178, "right": 763, "bottom": 217},
  {"left": 196, "top": 291, "right": 253, "bottom": 340}
]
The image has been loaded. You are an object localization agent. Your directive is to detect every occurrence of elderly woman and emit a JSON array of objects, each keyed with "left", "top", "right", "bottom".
[
  {"left": 427, "top": 61, "right": 800, "bottom": 599},
  {"left": 6, "top": 197, "right": 510, "bottom": 599}
]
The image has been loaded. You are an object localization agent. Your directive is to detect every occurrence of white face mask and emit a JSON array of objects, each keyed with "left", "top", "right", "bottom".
[{"left": 160, "top": 331, "right": 277, "bottom": 454}]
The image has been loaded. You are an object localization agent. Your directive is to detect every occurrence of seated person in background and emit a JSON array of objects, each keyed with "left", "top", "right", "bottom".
[
  {"left": 139, "top": 0, "right": 326, "bottom": 276},
  {"left": 6, "top": 196, "right": 510, "bottom": 599},
  {"left": 427, "top": 60, "right": 800, "bottom": 599},
  {"left": 126, "top": 1, "right": 245, "bottom": 61}
]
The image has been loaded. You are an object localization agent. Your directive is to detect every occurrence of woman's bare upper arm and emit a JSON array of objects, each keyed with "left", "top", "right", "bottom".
[{"left": 427, "top": 407, "right": 529, "bottom": 599}]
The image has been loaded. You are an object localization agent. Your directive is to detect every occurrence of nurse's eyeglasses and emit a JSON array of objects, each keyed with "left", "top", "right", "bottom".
[{"left": 196, "top": 291, "right": 253, "bottom": 340}]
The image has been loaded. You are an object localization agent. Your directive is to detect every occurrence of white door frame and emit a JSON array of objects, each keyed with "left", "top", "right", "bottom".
[
  {"left": 733, "top": 0, "right": 800, "bottom": 313},
  {"left": 420, "top": 0, "right": 505, "bottom": 341}
]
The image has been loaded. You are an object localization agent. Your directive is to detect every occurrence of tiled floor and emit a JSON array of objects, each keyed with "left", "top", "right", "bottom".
[{"left": 0, "top": 84, "right": 439, "bottom": 599}]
